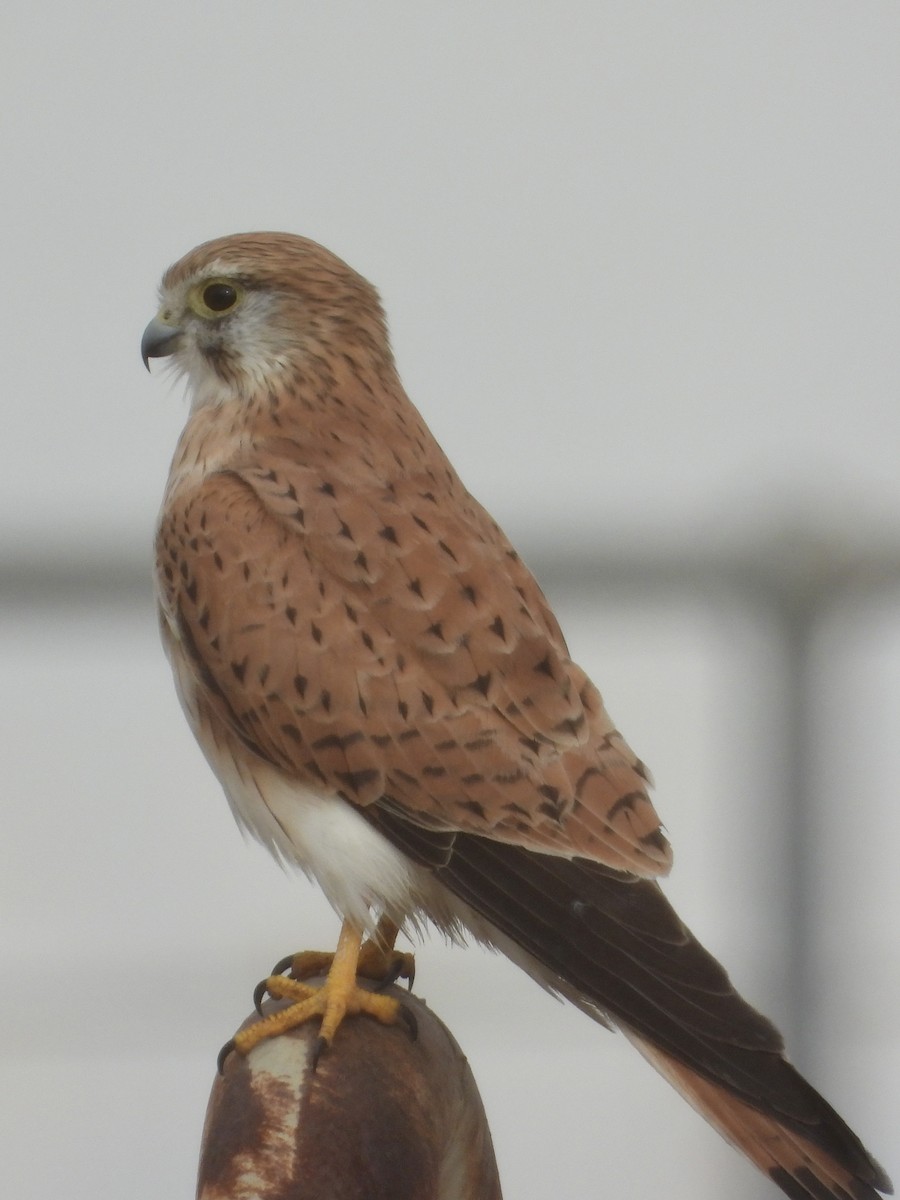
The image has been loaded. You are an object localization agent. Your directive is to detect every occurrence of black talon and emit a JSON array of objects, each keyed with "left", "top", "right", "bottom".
[
  {"left": 217, "top": 1038, "right": 237, "bottom": 1075},
  {"left": 376, "top": 959, "right": 405, "bottom": 990},
  {"left": 374, "top": 957, "right": 415, "bottom": 992},
  {"left": 253, "top": 978, "right": 269, "bottom": 1015},
  {"left": 311, "top": 1035, "right": 329, "bottom": 1072},
  {"left": 398, "top": 1003, "right": 418, "bottom": 1041},
  {"left": 272, "top": 954, "right": 295, "bottom": 977}
]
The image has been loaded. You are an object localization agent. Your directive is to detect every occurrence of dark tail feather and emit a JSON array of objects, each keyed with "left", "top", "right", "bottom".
[{"left": 433, "top": 834, "right": 892, "bottom": 1200}]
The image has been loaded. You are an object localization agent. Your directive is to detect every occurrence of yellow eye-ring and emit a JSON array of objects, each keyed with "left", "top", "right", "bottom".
[
  {"left": 190, "top": 278, "right": 243, "bottom": 317},
  {"left": 202, "top": 282, "right": 238, "bottom": 311}
]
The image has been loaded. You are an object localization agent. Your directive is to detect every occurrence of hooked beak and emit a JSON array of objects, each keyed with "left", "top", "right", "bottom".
[{"left": 141, "top": 315, "right": 183, "bottom": 370}]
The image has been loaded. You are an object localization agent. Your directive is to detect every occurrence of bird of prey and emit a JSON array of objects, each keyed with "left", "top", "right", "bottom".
[{"left": 143, "top": 232, "right": 890, "bottom": 1200}]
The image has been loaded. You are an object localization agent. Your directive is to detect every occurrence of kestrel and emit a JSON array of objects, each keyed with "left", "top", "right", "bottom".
[{"left": 143, "top": 232, "right": 891, "bottom": 1200}]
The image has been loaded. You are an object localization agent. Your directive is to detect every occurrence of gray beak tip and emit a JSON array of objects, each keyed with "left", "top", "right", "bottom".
[{"left": 141, "top": 316, "right": 182, "bottom": 370}]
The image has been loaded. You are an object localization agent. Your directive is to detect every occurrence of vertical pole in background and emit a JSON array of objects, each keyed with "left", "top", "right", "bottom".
[{"left": 775, "top": 576, "right": 820, "bottom": 1068}]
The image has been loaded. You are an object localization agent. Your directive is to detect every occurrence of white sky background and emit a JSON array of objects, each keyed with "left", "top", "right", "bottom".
[
  {"left": 2, "top": 4, "right": 899, "bottom": 1199},
  {"left": 3, "top": 2, "right": 900, "bottom": 552}
]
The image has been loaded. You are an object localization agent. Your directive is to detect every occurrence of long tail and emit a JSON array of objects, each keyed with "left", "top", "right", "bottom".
[
  {"left": 427, "top": 834, "right": 892, "bottom": 1200},
  {"left": 629, "top": 1033, "right": 888, "bottom": 1200}
]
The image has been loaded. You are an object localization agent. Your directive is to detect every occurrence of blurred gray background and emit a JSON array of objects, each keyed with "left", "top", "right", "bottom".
[{"left": 2, "top": 3, "right": 898, "bottom": 1197}]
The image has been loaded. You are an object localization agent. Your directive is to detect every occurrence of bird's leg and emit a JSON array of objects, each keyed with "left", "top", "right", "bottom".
[
  {"left": 229, "top": 919, "right": 414, "bottom": 1066},
  {"left": 274, "top": 914, "right": 415, "bottom": 991},
  {"left": 359, "top": 916, "right": 416, "bottom": 989}
]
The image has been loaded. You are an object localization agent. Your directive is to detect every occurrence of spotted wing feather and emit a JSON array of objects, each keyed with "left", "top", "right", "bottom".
[{"left": 157, "top": 456, "right": 670, "bottom": 876}]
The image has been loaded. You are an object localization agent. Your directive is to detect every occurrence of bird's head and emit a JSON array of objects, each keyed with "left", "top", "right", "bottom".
[{"left": 141, "top": 232, "right": 393, "bottom": 407}]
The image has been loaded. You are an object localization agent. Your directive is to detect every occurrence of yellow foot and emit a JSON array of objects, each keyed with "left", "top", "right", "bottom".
[
  {"left": 259, "top": 915, "right": 415, "bottom": 1008},
  {"left": 283, "top": 939, "right": 415, "bottom": 992},
  {"left": 219, "top": 920, "right": 416, "bottom": 1073}
]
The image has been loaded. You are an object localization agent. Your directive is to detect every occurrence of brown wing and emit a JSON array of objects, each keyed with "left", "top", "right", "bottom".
[{"left": 156, "top": 458, "right": 671, "bottom": 877}]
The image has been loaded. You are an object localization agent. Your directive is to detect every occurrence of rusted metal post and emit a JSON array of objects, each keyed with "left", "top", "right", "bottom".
[{"left": 197, "top": 981, "right": 503, "bottom": 1200}]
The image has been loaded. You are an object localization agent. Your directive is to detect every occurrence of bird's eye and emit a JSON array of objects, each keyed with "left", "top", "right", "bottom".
[{"left": 202, "top": 282, "right": 238, "bottom": 312}]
